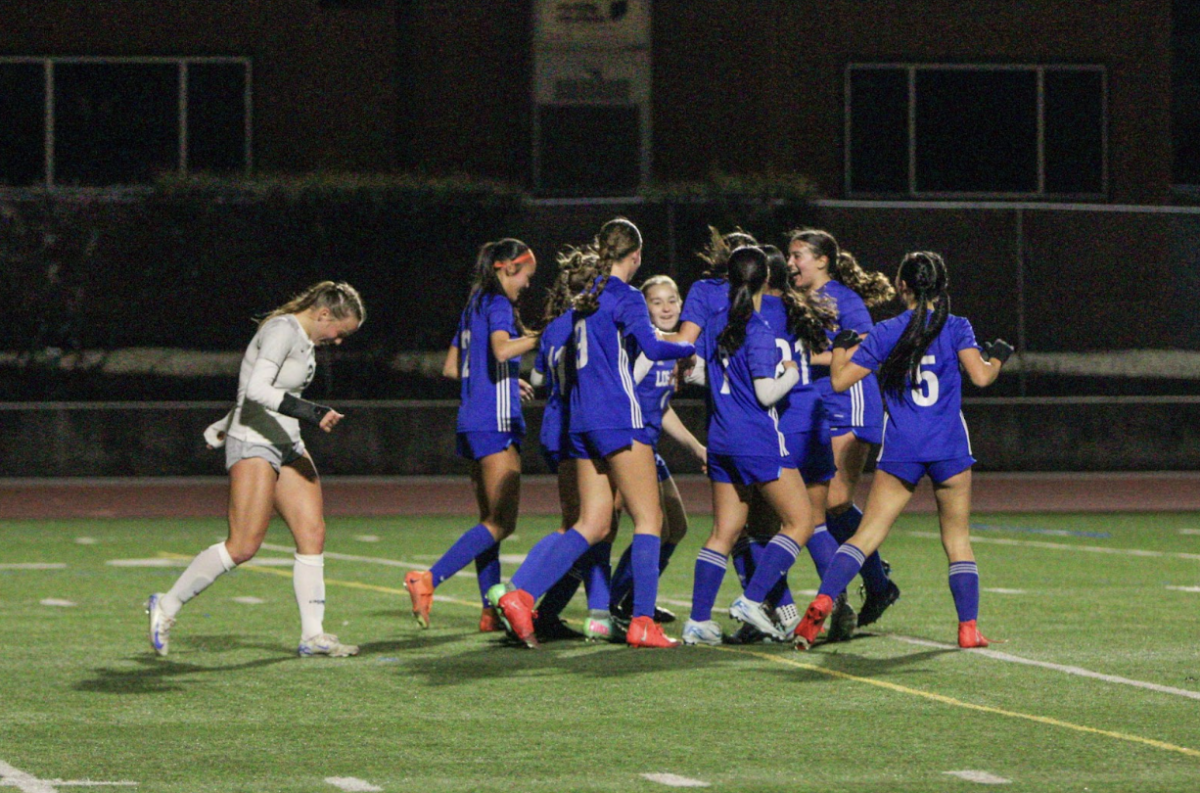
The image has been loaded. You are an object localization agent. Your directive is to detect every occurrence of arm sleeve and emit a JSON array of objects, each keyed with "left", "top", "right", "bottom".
[
  {"left": 851, "top": 327, "right": 888, "bottom": 372},
  {"left": 838, "top": 293, "right": 874, "bottom": 334},
  {"left": 487, "top": 293, "right": 519, "bottom": 337},
  {"left": 684, "top": 355, "right": 707, "bottom": 386},
  {"left": 952, "top": 316, "right": 980, "bottom": 352},
  {"left": 529, "top": 369, "right": 546, "bottom": 387},
  {"left": 632, "top": 352, "right": 654, "bottom": 385},
  {"left": 618, "top": 289, "right": 695, "bottom": 361},
  {"left": 244, "top": 319, "right": 298, "bottom": 411},
  {"left": 754, "top": 369, "right": 801, "bottom": 406},
  {"left": 746, "top": 320, "right": 797, "bottom": 406}
]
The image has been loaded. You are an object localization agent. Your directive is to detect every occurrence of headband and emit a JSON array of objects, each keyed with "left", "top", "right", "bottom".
[{"left": 495, "top": 249, "right": 536, "bottom": 270}]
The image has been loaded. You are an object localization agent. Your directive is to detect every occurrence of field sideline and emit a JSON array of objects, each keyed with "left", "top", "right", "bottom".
[{"left": 2, "top": 475, "right": 1199, "bottom": 792}]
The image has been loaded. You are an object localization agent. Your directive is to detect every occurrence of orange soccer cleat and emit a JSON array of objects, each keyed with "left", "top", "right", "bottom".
[
  {"left": 403, "top": 570, "right": 434, "bottom": 628},
  {"left": 625, "top": 616, "right": 680, "bottom": 648},
  {"left": 958, "top": 619, "right": 990, "bottom": 648},
  {"left": 497, "top": 589, "right": 539, "bottom": 648},
  {"left": 793, "top": 594, "right": 834, "bottom": 650}
]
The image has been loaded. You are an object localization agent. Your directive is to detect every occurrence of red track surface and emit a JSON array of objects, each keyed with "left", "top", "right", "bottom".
[{"left": 2, "top": 472, "right": 1199, "bottom": 520}]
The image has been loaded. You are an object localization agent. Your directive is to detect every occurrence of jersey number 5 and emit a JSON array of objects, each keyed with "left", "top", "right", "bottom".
[{"left": 911, "top": 354, "right": 939, "bottom": 407}]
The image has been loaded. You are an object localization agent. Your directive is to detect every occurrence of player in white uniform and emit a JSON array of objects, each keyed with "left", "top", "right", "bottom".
[{"left": 145, "top": 281, "right": 365, "bottom": 658}]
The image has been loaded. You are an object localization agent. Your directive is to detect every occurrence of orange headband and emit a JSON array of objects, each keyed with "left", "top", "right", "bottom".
[{"left": 495, "top": 249, "right": 536, "bottom": 270}]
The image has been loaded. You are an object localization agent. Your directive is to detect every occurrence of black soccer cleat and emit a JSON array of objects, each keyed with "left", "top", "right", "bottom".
[{"left": 857, "top": 580, "right": 900, "bottom": 627}]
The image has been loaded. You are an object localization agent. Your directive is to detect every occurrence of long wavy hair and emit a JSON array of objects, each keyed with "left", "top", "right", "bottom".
[
  {"left": 260, "top": 281, "right": 365, "bottom": 327},
  {"left": 716, "top": 245, "right": 768, "bottom": 358},
  {"left": 697, "top": 226, "right": 757, "bottom": 279},
  {"left": 877, "top": 251, "right": 950, "bottom": 397},
  {"left": 540, "top": 245, "right": 596, "bottom": 327},
  {"left": 574, "top": 217, "right": 642, "bottom": 316},
  {"left": 464, "top": 238, "right": 532, "bottom": 333},
  {"left": 788, "top": 228, "right": 893, "bottom": 308},
  {"left": 763, "top": 244, "right": 835, "bottom": 353}
]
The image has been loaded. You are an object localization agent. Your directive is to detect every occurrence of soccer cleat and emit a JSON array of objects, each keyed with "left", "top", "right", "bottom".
[
  {"left": 614, "top": 595, "right": 677, "bottom": 625},
  {"left": 774, "top": 603, "right": 801, "bottom": 637},
  {"left": 533, "top": 612, "right": 585, "bottom": 642},
  {"left": 497, "top": 588, "right": 538, "bottom": 648},
  {"left": 625, "top": 616, "right": 679, "bottom": 648},
  {"left": 726, "top": 622, "right": 769, "bottom": 645},
  {"left": 403, "top": 570, "right": 434, "bottom": 628},
  {"left": 298, "top": 633, "right": 359, "bottom": 657},
  {"left": 145, "top": 593, "right": 175, "bottom": 657},
  {"left": 585, "top": 610, "right": 614, "bottom": 642},
  {"left": 825, "top": 592, "right": 858, "bottom": 643},
  {"left": 479, "top": 606, "right": 503, "bottom": 633},
  {"left": 858, "top": 580, "right": 900, "bottom": 627},
  {"left": 654, "top": 605, "right": 678, "bottom": 624},
  {"left": 793, "top": 594, "right": 834, "bottom": 650},
  {"left": 729, "top": 596, "right": 786, "bottom": 641},
  {"left": 958, "top": 620, "right": 990, "bottom": 648},
  {"left": 681, "top": 619, "right": 723, "bottom": 646}
]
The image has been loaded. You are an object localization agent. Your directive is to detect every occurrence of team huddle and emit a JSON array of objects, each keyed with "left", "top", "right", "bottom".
[{"left": 145, "top": 217, "right": 1012, "bottom": 657}]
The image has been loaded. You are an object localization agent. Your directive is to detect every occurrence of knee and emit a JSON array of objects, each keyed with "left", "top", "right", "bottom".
[{"left": 225, "top": 542, "right": 260, "bottom": 566}]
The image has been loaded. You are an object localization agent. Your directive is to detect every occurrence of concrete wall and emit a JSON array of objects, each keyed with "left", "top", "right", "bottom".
[{"left": 3, "top": 398, "right": 1197, "bottom": 477}]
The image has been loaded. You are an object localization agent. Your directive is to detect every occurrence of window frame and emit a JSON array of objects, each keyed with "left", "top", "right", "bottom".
[
  {"left": 844, "top": 63, "right": 1108, "bottom": 200},
  {"left": 0, "top": 56, "right": 253, "bottom": 189}
]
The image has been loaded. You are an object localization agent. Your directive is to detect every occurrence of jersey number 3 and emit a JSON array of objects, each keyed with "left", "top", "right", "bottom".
[{"left": 573, "top": 319, "right": 589, "bottom": 370}]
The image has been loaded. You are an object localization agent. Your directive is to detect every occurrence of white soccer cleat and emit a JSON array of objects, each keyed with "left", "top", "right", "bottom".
[
  {"left": 297, "top": 633, "right": 359, "bottom": 658},
  {"left": 145, "top": 593, "right": 175, "bottom": 657},
  {"left": 774, "top": 603, "right": 801, "bottom": 637},
  {"left": 729, "top": 596, "right": 786, "bottom": 641},
  {"left": 681, "top": 619, "right": 724, "bottom": 646}
]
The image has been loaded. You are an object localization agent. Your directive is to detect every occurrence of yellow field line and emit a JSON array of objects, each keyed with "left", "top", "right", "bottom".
[{"left": 713, "top": 645, "right": 1200, "bottom": 760}]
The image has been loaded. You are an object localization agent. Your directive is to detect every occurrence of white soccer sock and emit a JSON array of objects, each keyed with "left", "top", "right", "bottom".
[
  {"left": 162, "top": 542, "right": 237, "bottom": 617},
  {"left": 293, "top": 553, "right": 326, "bottom": 639}
]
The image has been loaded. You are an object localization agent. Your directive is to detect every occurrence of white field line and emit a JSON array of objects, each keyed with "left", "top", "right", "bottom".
[
  {"left": 908, "top": 531, "right": 1200, "bottom": 561},
  {"left": 0, "top": 760, "right": 137, "bottom": 792},
  {"left": 260, "top": 542, "right": 476, "bottom": 578},
  {"left": 0, "top": 563, "right": 67, "bottom": 570},
  {"left": 1166, "top": 585, "right": 1200, "bottom": 593},
  {"left": 1179, "top": 529, "right": 1200, "bottom": 535},
  {"left": 983, "top": 588, "right": 1026, "bottom": 594},
  {"left": 889, "top": 634, "right": 1200, "bottom": 702},
  {"left": 232, "top": 596, "right": 266, "bottom": 604},
  {"left": 324, "top": 778, "right": 382, "bottom": 793},
  {"left": 74, "top": 537, "right": 98, "bottom": 545},
  {"left": 943, "top": 770, "right": 1011, "bottom": 785},
  {"left": 40, "top": 599, "right": 76, "bottom": 607},
  {"left": 641, "top": 773, "right": 710, "bottom": 788}
]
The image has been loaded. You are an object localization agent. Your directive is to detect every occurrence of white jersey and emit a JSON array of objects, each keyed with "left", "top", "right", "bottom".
[{"left": 225, "top": 314, "right": 317, "bottom": 446}]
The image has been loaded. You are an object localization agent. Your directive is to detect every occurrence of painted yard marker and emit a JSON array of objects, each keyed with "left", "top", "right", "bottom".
[
  {"left": 232, "top": 596, "right": 266, "bottom": 604},
  {"left": 106, "top": 559, "right": 186, "bottom": 568},
  {"left": 354, "top": 535, "right": 380, "bottom": 543},
  {"left": 641, "top": 772, "right": 710, "bottom": 788},
  {"left": 40, "top": 599, "right": 76, "bottom": 607},
  {"left": 0, "top": 563, "right": 66, "bottom": 570},
  {"left": 1166, "top": 585, "right": 1200, "bottom": 593},
  {"left": 944, "top": 770, "right": 1011, "bottom": 785},
  {"left": 1179, "top": 529, "right": 1200, "bottom": 535},
  {"left": 0, "top": 760, "right": 137, "bottom": 792},
  {"left": 324, "top": 777, "right": 382, "bottom": 792},
  {"left": 983, "top": 588, "right": 1026, "bottom": 595},
  {"left": 74, "top": 537, "right": 98, "bottom": 545}
]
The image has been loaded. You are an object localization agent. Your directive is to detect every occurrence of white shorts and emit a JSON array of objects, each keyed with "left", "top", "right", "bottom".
[{"left": 225, "top": 436, "right": 307, "bottom": 473}]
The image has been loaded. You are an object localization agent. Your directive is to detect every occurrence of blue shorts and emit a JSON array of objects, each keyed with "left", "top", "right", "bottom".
[
  {"left": 566, "top": 427, "right": 653, "bottom": 460},
  {"left": 785, "top": 430, "right": 836, "bottom": 484},
  {"left": 708, "top": 453, "right": 795, "bottom": 486},
  {"left": 829, "top": 424, "right": 883, "bottom": 445},
  {"left": 877, "top": 455, "right": 975, "bottom": 486},
  {"left": 655, "top": 453, "right": 671, "bottom": 483},
  {"left": 456, "top": 431, "right": 522, "bottom": 461}
]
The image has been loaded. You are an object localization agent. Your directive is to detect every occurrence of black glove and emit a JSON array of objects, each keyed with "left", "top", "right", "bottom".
[
  {"left": 278, "top": 393, "right": 333, "bottom": 426},
  {"left": 982, "top": 339, "right": 1014, "bottom": 364},
  {"left": 831, "top": 329, "right": 862, "bottom": 350}
]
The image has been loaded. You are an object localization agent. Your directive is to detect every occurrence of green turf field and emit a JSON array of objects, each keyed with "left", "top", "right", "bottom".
[{"left": 2, "top": 511, "right": 1199, "bottom": 792}]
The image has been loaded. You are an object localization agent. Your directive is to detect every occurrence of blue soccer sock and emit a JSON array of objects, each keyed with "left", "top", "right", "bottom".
[
  {"left": 583, "top": 540, "right": 613, "bottom": 612},
  {"left": 659, "top": 540, "right": 678, "bottom": 573},
  {"left": 607, "top": 544, "right": 634, "bottom": 611},
  {"left": 536, "top": 566, "right": 582, "bottom": 619},
  {"left": 690, "top": 548, "right": 728, "bottom": 622},
  {"left": 630, "top": 534, "right": 661, "bottom": 619},
  {"left": 817, "top": 544, "right": 867, "bottom": 599},
  {"left": 829, "top": 505, "right": 891, "bottom": 595},
  {"left": 474, "top": 543, "right": 501, "bottom": 606},
  {"left": 430, "top": 524, "right": 496, "bottom": 588},
  {"left": 731, "top": 536, "right": 754, "bottom": 590},
  {"left": 948, "top": 560, "right": 981, "bottom": 622},
  {"left": 806, "top": 523, "right": 838, "bottom": 580},
  {"left": 745, "top": 534, "right": 801, "bottom": 603},
  {"left": 511, "top": 528, "right": 591, "bottom": 601}
]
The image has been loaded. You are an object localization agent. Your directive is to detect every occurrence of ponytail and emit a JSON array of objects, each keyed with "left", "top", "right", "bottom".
[
  {"left": 787, "top": 228, "right": 894, "bottom": 308},
  {"left": 574, "top": 217, "right": 641, "bottom": 316},
  {"left": 877, "top": 251, "right": 950, "bottom": 397},
  {"left": 465, "top": 237, "right": 531, "bottom": 333},
  {"left": 260, "top": 281, "right": 365, "bottom": 327},
  {"left": 697, "top": 226, "right": 757, "bottom": 278},
  {"left": 716, "top": 246, "right": 768, "bottom": 357},
  {"left": 540, "top": 246, "right": 596, "bottom": 327}
]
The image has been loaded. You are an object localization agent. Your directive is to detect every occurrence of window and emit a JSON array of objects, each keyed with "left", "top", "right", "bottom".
[
  {"left": 846, "top": 64, "right": 1106, "bottom": 198},
  {"left": 0, "top": 57, "right": 250, "bottom": 188}
]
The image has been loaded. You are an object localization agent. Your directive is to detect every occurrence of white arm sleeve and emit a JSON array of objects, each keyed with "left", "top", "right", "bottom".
[
  {"left": 530, "top": 368, "right": 546, "bottom": 387},
  {"left": 244, "top": 322, "right": 296, "bottom": 411},
  {"left": 754, "top": 368, "right": 800, "bottom": 407},
  {"left": 633, "top": 353, "right": 654, "bottom": 386},
  {"left": 684, "top": 355, "right": 707, "bottom": 386}
]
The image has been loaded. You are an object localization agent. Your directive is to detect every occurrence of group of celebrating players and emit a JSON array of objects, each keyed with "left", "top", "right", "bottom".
[{"left": 145, "top": 216, "right": 1012, "bottom": 658}]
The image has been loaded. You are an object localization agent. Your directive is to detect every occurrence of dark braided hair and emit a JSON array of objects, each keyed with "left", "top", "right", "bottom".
[
  {"left": 716, "top": 246, "right": 768, "bottom": 358},
  {"left": 877, "top": 251, "right": 950, "bottom": 398},
  {"left": 788, "top": 228, "right": 894, "bottom": 308},
  {"left": 540, "top": 246, "right": 595, "bottom": 327},
  {"left": 465, "top": 238, "right": 532, "bottom": 334},
  {"left": 763, "top": 244, "right": 836, "bottom": 353},
  {"left": 574, "top": 218, "right": 642, "bottom": 316},
  {"left": 697, "top": 226, "right": 757, "bottom": 278}
]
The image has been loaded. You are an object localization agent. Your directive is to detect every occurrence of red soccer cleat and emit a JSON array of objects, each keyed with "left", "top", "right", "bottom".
[
  {"left": 403, "top": 570, "right": 434, "bottom": 628},
  {"left": 793, "top": 594, "right": 834, "bottom": 651},
  {"left": 497, "top": 589, "right": 539, "bottom": 648},
  {"left": 958, "top": 619, "right": 990, "bottom": 648},
  {"left": 478, "top": 606, "right": 503, "bottom": 633},
  {"left": 625, "top": 616, "right": 680, "bottom": 648}
]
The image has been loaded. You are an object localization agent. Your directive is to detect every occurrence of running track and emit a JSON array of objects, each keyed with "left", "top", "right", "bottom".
[{"left": 2, "top": 472, "right": 1200, "bottom": 520}]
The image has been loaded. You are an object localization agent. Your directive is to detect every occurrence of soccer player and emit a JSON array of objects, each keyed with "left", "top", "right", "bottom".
[
  {"left": 403, "top": 239, "right": 539, "bottom": 631},
  {"left": 793, "top": 251, "right": 1011, "bottom": 650},
  {"left": 146, "top": 281, "right": 365, "bottom": 657},
  {"left": 490, "top": 218, "right": 695, "bottom": 649},
  {"left": 789, "top": 228, "right": 901, "bottom": 628},
  {"left": 680, "top": 246, "right": 821, "bottom": 646}
]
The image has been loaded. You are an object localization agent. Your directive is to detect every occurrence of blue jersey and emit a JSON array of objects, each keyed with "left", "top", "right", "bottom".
[
  {"left": 699, "top": 309, "right": 788, "bottom": 458},
  {"left": 569, "top": 277, "right": 694, "bottom": 433},
  {"left": 852, "top": 310, "right": 979, "bottom": 462},
  {"left": 813, "top": 281, "right": 884, "bottom": 430},
  {"left": 759, "top": 294, "right": 823, "bottom": 435},
  {"left": 634, "top": 353, "right": 677, "bottom": 447},
  {"left": 680, "top": 277, "right": 728, "bottom": 331},
  {"left": 534, "top": 312, "right": 573, "bottom": 454},
  {"left": 453, "top": 292, "right": 524, "bottom": 434}
]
